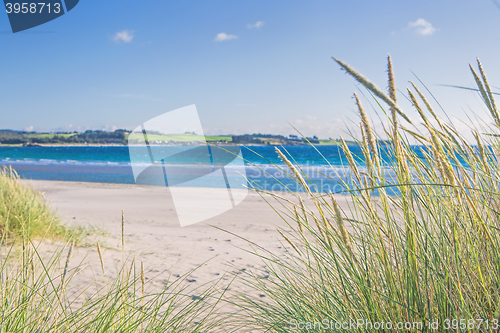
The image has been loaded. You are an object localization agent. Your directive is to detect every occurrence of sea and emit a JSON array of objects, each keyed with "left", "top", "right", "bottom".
[{"left": 0, "top": 145, "right": 395, "bottom": 194}]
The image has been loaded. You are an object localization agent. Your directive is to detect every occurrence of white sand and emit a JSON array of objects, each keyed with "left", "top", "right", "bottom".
[{"left": 22, "top": 179, "right": 351, "bottom": 308}]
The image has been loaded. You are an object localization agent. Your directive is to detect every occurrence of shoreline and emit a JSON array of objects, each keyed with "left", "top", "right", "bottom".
[
  {"left": 23, "top": 178, "right": 339, "bottom": 196},
  {"left": 0, "top": 142, "right": 341, "bottom": 147}
]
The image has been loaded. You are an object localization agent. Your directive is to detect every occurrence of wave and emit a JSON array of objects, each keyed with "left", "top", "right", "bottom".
[
  {"left": 0, "top": 158, "right": 132, "bottom": 167},
  {"left": 0, "top": 158, "right": 396, "bottom": 175}
]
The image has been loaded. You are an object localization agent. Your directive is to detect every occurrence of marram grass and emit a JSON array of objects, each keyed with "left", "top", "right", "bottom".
[
  {"left": 0, "top": 212, "right": 228, "bottom": 332},
  {"left": 0, "top": 239, "right": 227, "bottom": 332},
  {"left": 0, "top": 171, "right": 228, "bottom": 332},
  {"left": 233, "top": 58, "right": 500, "bottom": 332},
  {"left": 0, "top": 166, "right": 67, "bottom": 240}
]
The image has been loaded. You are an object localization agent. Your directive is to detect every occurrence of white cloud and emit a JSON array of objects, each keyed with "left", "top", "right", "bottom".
[
  {"left": 45, "top": 125, "right": 123, "bottom": 133},
  {"left": 247, "top": 21, "right": 265, "bottom": 29},
  {"left": 408, "top": 18, "right": 436, "bottom": 36},
  {"left": 100, "top": 125, "right": 118, "bottom": 132},
  {"left": 214, "top": 32, "right": 238, "bottom": 42},
  {"left": 24, "top": 126, "right": 34, "bottom": 132},
  {"left": 49, "top": 124, "right": 77, "bottom": 133},
  {"left": 204, "top": 116, "right": 345, "bottom": 139},
  {"left": 113, "top": 30, "right": 134, "bottom": 43}
]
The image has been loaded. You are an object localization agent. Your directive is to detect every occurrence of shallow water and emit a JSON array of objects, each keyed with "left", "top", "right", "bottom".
[{"left": 0, "top": 145, "right": 405, "bottom": 193}]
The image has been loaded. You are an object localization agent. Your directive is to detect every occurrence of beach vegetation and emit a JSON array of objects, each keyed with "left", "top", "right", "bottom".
[
  {"left": 0, "top": 232, "right": 225, "bottom": 332},
  {"left": 0, "top": 166, "right": 69, "bottom": 240},
  {"left": 233, "top": 56, "right": 500, "bottom": 332}
]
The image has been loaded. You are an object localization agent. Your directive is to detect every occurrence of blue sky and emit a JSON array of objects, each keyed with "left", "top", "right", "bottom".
[{"left": 1, "top": 0, "right": 499, "bottom": 138}]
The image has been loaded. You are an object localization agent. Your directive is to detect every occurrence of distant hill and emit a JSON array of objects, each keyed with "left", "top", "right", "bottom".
[
  {"left": 128, "top": 132, "right": 231, "bottom": 145},
  {"left": 0, "top": 129, "right": 21, "bottom": 133},
  {"left": 0, "top": 130, "right": 130, "bottom": 145},
  {"left": 0, "top": 130, "right": 349, "bottom": 146}
]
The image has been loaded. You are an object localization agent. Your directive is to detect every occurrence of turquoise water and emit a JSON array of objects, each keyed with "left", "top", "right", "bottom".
[{"left": 0, "top": 145, "right": 384, "bottom": 193}]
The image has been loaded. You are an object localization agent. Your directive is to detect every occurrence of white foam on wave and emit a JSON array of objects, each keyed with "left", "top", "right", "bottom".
[{"left": 0, "top": 159, "right": 132, "bottom": 167}]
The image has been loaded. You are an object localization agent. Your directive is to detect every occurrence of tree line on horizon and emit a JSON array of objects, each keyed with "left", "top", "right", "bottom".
[
  {"left": 0, "top": 129, "right": 357, "bottom": 146},
  {"left": 0, "top": 129, "right": 130, "bottom": 145}
]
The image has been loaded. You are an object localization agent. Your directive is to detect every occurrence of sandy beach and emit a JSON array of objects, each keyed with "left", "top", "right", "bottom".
[
  {"left": 20, "top": 179, "right": 351, "bottom": 310},
  {"left": 19, "top": 180, "right": 354, "bottom": 312}
]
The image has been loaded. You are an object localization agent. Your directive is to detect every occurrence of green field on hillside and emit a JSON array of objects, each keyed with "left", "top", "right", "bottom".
[
  {"left": 128, "top": 133, "right": 232, "bottom": 143},
  {"left": 25, "top": 133, "right": 77, "bottom": 139}
]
